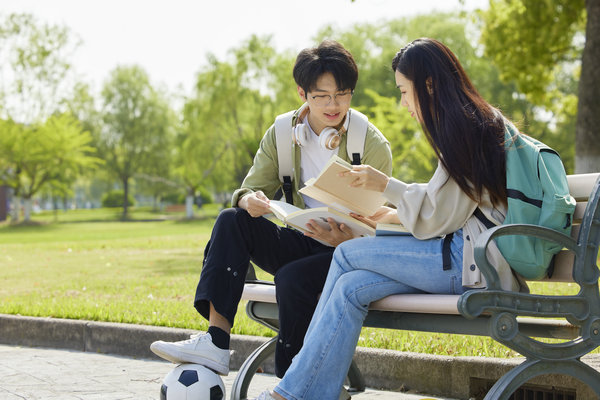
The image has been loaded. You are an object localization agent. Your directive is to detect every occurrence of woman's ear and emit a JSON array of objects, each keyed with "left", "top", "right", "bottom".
[
  {"left": 426, "top": 77, "right": 434, "bottom": 95},
  {"left": 297, "top": 86, "right": 306, "bottom": 101}
]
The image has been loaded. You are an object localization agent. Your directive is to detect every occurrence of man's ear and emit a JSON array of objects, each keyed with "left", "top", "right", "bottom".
[
  {"left": 426, "top": 77, "right": 433, "bottom": 95},
  {"left": 297, "top": 86, "right": 306, "bottom": 101}
]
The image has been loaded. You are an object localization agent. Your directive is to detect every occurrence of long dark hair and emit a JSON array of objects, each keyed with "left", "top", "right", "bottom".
[{"left": 392, "top": 38, "right": 506, "bottom": 206}]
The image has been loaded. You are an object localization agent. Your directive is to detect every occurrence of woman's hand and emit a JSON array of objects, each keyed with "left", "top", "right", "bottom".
[
  {"left": 237, "top": 191, "right": 271, "bottom": 217},
  {"left": 303, "top": 218, "right": 355, "bottom": 247},
  {"left": 339, "top": 165, "right": 390, "bottom": 193},
  {"left": 351, "top": 206, "right": 402, "bottom": 228}
]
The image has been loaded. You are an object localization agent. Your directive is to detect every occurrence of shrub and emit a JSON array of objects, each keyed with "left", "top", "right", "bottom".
[{"left": 101, "top": 190, "right": 135, "bottom": 208}]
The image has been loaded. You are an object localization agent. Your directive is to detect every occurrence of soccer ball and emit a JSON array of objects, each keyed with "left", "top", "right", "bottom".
[{"left": 160, "top": 363, "right": 225, "bottom": 400}]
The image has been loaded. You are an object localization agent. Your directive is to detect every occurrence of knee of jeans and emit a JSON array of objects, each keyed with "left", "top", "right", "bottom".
[
  {"left": 333, "top": 272, "right": 370, "bottom": 311},
  {"left": 332, "top": 242, "right": 355, "bottom": 273}
]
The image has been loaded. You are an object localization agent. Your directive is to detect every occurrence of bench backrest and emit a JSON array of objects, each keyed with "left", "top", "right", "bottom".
[{"left": 535, "top": 173, "right": 600, "bottom": 283}]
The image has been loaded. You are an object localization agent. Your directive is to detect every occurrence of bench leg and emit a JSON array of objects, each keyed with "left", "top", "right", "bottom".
[
  {"left": 230, "top": 337, "right": 366, "bottom": 399},
  {"left": 484, "top": 358, "right": 600, "bottom": 399},
  {"left": 346, "top": 357, "right": 366, "bottom": 393},
  {"left": 230, "top": 337, "right": 277, "bottom": 400}
]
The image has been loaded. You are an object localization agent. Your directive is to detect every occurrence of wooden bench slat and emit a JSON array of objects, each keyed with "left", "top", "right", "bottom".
[
  {"left": 369, "top": 294, "right": 460, "bottom": 314},
  {"left": 573, "top": 201, "right": 587, "bottom": 224},
  {"left": 242, "top": 283, "right": 278, "bottom": 304},
  {"left": 568, "top": 173, "right": 599, "bottom": 201},
  {"left": 242, "top": 284, "right": 462, "bottom": 315},
  {"left": 542, "top": 250, "right": 574, "bottom": 282}
]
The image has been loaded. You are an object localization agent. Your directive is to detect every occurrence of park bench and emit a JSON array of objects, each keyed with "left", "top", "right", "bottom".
[{"left": 232, "top": 172, "right": 600, "bottom": 400}]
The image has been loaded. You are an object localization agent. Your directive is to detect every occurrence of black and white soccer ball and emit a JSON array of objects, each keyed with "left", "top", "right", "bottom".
[{"left": 160, "top": 363, "right": 225, "bottom": 400}]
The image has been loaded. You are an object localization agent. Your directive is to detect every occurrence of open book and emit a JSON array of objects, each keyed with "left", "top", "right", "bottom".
[
  {"left": 298, "top": 155, "right": 387, "bottom": 217},
  {"left": 268, "top": 200, "right": 375, "bottom": 246}
]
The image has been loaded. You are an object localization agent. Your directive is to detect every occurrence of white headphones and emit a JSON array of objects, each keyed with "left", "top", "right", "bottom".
[{"left": 292, "top": 103, "right": 349, "bottom": 150}]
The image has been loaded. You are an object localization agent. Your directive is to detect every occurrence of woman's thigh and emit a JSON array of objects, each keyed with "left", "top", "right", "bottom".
[{"left": 333, "top": 233, "right": 464, "bottom": 295}]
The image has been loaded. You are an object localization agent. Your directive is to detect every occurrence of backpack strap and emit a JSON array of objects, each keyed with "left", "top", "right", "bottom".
[
  {"left": 474, "top": 208, "right": 497, "bottom": 230},
  {"left": 274, "top": 109, "right": 296, "bottom": 204},
  {"left": 345, "top": 109, "right": 368, "bottom": 165},
  {"left": 442, "top": 232, "right": 454, "bottom": 270}
]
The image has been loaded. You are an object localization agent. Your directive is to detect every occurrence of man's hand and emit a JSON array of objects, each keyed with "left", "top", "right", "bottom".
[
  {"left": 339, "top": 164, "right": 390, "bottom": 193},
  {"left": 303, "top": 218, "right": 355, "bottom": 247},
  {"left": 238, "top": 191, "right": 271, "bottom": 217}
]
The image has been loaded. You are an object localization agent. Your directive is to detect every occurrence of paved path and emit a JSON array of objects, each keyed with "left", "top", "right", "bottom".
[{"left": 0, "top": 344, "right": 450, "bottom": 400}]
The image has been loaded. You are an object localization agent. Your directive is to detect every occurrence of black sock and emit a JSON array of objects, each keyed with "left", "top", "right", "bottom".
[{"left": 207, "top": 326, "right": 230, "bottom": 350}]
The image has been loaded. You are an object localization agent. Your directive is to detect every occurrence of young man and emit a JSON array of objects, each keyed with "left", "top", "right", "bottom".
[{"left": 150, "top": 40, "right": 392, "bottom": 382}]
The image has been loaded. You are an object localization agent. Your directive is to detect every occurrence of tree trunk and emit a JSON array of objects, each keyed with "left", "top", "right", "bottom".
[
  {"left": 122, "top": 177, "right": 129, "bottom": 220},
  {"left": 185, "top": 192, "right": 194, "bottom": 219},
  {"left": 575, "top": 0, "right": 600, "bottom": 173},
  {"left": 23, "top": 197, "right": 32, "bottom": 222},
  {"left": 10, "top": 195, "right": 20, "bottom": 223}
]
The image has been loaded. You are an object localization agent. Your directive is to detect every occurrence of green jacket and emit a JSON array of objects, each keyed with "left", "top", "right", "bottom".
[{"left": 232, "top": 107, "right": 393, "bottom": 208}]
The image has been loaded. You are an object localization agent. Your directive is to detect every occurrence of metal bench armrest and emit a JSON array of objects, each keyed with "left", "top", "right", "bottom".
[{"left": 472, "top": 223, "right": 577, "bottom": 290}]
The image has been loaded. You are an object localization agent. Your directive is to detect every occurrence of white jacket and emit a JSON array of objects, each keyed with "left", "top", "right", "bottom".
[{"left": 383, "top": 161, "right": 522, "bottom": 292}]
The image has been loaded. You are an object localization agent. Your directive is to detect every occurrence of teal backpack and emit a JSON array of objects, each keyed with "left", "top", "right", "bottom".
[{"left": 475, "top": 122, "right": 576, "bottom": 279}]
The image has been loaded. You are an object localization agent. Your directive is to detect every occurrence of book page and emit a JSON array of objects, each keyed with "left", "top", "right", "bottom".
[
  {"left": 268, "top": 200, "right": 301, "bottom": 221},
  {"left": 300, "top": 181, "right": 383, "bottom": 217},
  {"left": 285, "top": 207, "right": 375, "bottom": 239},
  {"left": 299, "top": 155, "right": 386, "bottom": 216}
]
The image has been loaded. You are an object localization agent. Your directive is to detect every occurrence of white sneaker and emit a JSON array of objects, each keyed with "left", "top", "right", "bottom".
[
  {"left": 150, "top": 333, "right": 230, "bottom": 375},
  {"left": 339, "top": 387, "right": 351, "bottom": 400},
  {"left": 252, "top": 390, "right": 277, "bottom": 400}
]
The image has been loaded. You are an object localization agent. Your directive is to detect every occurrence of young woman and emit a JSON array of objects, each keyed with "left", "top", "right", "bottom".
[{"left": 253, "top": 37, "right": 524, "bottom": 400}]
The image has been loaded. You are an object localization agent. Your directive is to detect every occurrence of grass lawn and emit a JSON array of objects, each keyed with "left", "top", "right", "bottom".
[{"left": 0, "top": 206, "right": 588, "bottom": 357}]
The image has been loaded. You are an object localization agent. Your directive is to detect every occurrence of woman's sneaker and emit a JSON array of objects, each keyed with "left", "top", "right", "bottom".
[
  {"left": 339, "top": 387, "right": 351, "bottom": 400},
  {"left": 150, "top": 333, "right": 230, "bottom": 375},
  {"left": 252, "top": 390, "right": 277, "bottom": 400}
]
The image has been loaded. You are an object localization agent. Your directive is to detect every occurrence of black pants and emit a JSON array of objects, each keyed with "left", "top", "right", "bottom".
[{"left": 194, "top": 207, "right": 333, "bottom": 377}]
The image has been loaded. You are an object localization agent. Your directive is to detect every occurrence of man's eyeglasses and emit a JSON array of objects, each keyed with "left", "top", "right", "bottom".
[{"left": 309, "top": 91, "right": 354, "bottom": 107}]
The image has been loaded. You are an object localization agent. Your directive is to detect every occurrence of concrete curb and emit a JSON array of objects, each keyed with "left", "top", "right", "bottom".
[{"left": 1, "top": 314, "right": 598, "bottom": 399}]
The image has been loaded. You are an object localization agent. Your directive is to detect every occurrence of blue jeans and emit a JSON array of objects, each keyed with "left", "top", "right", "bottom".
[{"left": 274, "top": 231, "right": 466, "bottom": 400}]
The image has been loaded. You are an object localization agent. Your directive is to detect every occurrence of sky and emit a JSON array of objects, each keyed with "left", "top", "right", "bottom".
[{"left": 4, "top": 0, "right": 488, "bottom": 94}]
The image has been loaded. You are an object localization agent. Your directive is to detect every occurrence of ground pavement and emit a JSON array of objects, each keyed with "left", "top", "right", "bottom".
[{"left": 0, "top": 344, "right": 451, "bottom": 400}]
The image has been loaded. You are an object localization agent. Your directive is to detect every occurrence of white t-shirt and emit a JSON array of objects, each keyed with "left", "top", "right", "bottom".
[{"left": 298, "top": 116, "right": 338, "bottom": 209}]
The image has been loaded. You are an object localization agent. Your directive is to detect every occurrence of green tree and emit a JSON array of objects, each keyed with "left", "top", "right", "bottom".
[
  {"left": 98, "top": 65, "right": 175, "bottom": 219},
  {"left": 0, "top": 119, "right": 22, "bottom": 220},
  {"left": 0, "top": 13, "right": 80, "bottom": 123},
  {"left": 0, "top": 13, "right": 84, "bottom": 219},
  {"left": 480, "top": 0, "right": 597, "bottom": 173},
  {"left": 0, "top": 113, "right": 100, "bottom": 221},
  {"left": 318, "top": 12, "right": 551, "bottom": 179},
  {"left": 177, "top": 35, "right": 297, "bottom": 207}
]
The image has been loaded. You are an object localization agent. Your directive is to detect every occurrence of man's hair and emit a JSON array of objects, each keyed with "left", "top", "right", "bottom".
[{"left": 293, "top": 40, "right": 358, "bottom": 93}]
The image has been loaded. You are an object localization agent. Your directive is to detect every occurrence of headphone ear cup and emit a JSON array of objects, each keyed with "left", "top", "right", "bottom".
[
  {"left": 293, "top": 123, "right": 309, "bottom": 147},
  {"left": 319, "top": 127, "right": 341, "bottom": 150}
]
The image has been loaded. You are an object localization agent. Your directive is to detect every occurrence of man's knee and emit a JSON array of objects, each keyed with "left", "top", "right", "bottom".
[
  {"left": 215, "top": 207, "right": 249, "bottom": 226},
  {"left": 274, "top": 263, "right": 309, "bottom": 296},
  {"left": 274, "top": 266, "right": 296, "bottom": 296},
  {"left": 213, "top": 207, "right": 260, "bottom": 237}
]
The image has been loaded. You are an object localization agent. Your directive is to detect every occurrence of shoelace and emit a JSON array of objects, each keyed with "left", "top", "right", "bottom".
[
  {"left": 255, "top": 390, "right": 275, "bottom": 400},
  {"left": 181, "top": 333, "right": 209, "bottom": 344}
]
